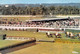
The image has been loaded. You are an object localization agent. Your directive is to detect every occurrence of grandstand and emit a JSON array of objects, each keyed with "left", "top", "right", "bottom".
[{"left": 0, "top": 17, "right": 80, "bottom": 33}]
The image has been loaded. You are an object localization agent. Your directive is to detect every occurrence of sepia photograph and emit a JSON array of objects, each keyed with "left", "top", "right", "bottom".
[{"left": 0, "top": 0, "right": 80, "bottom": 54}]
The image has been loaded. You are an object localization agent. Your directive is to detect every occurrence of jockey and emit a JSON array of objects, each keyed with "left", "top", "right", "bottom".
[
  {"left": 70, "top": 32, "right": 74, "bottom": 38},
  {"left": 78, "top": 33, "right": 80, "bottom": 37},
  {"left": 46, "top": 32, "right": 53, "bottom": 37},
  {"left": 78, "top": 33, "right": 80, "bottom": 39},
  {"left": 46, "top": 32, "right": 50, "bottom": 37},
  {"left": 67, "top": 32, "right": 69, "bottom": 35},
  {"left": 47, "top": 32, "right": 50, "bottom": 36},
  {"left": 66, "top": 32, "right": 70, "bottom": 37},
  {"left": 56, "top": 32, "right": 58, "bottom": 36},
  {"left": 54, "top": 32, "right": 59, "bottom": 38}
]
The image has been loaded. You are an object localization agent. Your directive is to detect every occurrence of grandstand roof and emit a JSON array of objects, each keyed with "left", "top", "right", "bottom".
[{"left": 26, "top": 18, "right": 70, "bottom": 22}]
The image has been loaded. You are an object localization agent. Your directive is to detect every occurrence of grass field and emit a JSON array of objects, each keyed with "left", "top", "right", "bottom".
[
  {"left": 4, "top": 30, "right": 80, "bottom": 42},
  {"left": 0, "top": 17, "right": 43, "bottom": 21},
  {"left": 0, "top": 40, "right": 22, "bottom": 48},
  {"left": 9, "top": 42, "right": 80, "bottom": 54},
  {"left": 0, "top": 30, "right": 80, "bottom": 54},
  {"left": 4, "top": 31, "right": 52, "bottom": 40}
]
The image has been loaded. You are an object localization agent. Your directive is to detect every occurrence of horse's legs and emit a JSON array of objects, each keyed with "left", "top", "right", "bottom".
[
  {"left": 66, "top": 34, "right": 67, "bottom": 37},
  {"left": 55, "top": 35, "right": 57, "bottom": 38},
  {"left": 78, "top": 37, "right": 80, "bottom": 39},
  {"left": 68, "top": 35, "right": 70, "bottom": 38},
  {"left": 70, "top": 36, "right": 75, "bottom": 39},
  {"left": 47, "top": 35, "right": 49, "bottom": 38},
  {"left": 48, "top": 35, "right": 49, "bottom": 38},
  {"left": 59, "top": 36, "right": 61, "bottom": 38},
  {"left": 72, "top": 36, "right": 75, "bottom": 39},
  {"left": 51, "top": 35, "right": 53, "bottom": 37}
]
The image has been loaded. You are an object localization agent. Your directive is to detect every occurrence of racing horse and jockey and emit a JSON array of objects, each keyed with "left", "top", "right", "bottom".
[
  {"left": 46, "top": 32, "right": 53, "bottom": 38},
  {"left": 65, "top": 32, "right": 75, "bottom": 39},
  {"left": 76, "top": 33, "right": 80, "bottom": 39},
  {"left": 53, "top": 32, "right": 61, "bottom": 38}
]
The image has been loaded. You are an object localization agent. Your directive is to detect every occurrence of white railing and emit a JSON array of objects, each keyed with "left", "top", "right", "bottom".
[{"left": 0, "top": 24, "right": 79, "bottom": 28}]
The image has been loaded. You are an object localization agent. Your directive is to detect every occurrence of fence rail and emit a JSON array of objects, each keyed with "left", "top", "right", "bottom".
[{"left": 0, "top": 24, "right": 80, "bottom": 30}]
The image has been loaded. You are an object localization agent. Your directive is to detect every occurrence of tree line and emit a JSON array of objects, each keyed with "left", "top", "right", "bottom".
[{"left": 0, "top": 5, "right": 80, "bottom": 15}]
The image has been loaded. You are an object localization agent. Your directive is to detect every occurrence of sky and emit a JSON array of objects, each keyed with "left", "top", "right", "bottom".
[{"left": 0, "top": 0, "right": 80, "bottom": 4}]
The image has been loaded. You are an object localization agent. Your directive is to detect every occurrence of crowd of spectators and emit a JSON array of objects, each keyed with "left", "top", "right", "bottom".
[
  {"left": 26, "top": 18, "right": 79, "bottom": 28},
  {"left": 0, "top": 18, "right": 25, "bottom": 25},
  {"left": 0, "top": 18, "right": 79, "bottom": 28}
]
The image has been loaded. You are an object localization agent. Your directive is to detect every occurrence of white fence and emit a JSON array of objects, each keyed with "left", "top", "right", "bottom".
[{"left": 0, "top": 24, "right": 80, "bottom": 30}]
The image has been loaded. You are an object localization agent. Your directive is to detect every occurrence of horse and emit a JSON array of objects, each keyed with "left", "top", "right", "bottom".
[
  {"left": 53, "top": 33, "right": 61, "bottom": 38},
  {"left": 65, "top": 32, "right": 70, "bottom": 37},
  {"left": 46, "top": 32, "right": 53, "bottom": 38},
  {"left": 69, "top": 32, "right": 75, "bottom": 39},
  {"left": 76, "top": 33, "right": 80, "bottom": 39}
]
